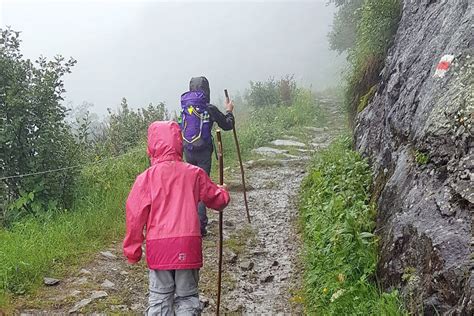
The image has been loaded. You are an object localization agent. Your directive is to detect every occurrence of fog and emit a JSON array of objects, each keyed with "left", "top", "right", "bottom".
[{"left": 1, "top": 0, "right": 344, "bottom": 116}]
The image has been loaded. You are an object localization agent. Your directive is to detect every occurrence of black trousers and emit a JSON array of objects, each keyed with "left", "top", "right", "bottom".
[{"left": 184, "top": 149, "right": 212, "bottom": 234}]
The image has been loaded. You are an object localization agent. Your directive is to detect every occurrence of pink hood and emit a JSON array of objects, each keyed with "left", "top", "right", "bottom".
[{"left": 147, "top": 121, "right": 183, "bottom": 165}]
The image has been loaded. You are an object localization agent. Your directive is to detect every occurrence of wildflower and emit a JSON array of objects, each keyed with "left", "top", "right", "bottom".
[
  {"left": 337, "top": 273, "right": 345, "bottom": 283},
  {"left": 330, "top": 289, "right": 345, "bottom": 302},
  {"left": 323, "top": 288, "right": 328, "bottom": 294}
]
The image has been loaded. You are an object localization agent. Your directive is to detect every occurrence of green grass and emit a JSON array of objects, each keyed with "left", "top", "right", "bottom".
[
  {"left": 299, "top": 137, "right": 406, "bottom": 315},
  {"left": 414, "top": 150, "right": 429, "bottom": 165},
  {"left": 0, "top": 147, "right": 149, "bottom": 307}
]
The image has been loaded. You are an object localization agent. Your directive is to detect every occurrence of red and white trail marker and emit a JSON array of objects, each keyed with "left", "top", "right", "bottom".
[{"left": 434, "top": 54, "right": 455, "bottom": 78}]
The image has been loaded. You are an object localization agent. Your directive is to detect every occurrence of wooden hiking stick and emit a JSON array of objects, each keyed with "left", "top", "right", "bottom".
[
  {"left": 216, "top": 129, "right": 224, "bottom": 316},
  {"left": 225, "top": 89, "right": 251, "bottom": 223}
]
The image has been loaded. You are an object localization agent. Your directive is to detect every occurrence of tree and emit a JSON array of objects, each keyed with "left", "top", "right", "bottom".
[
  {"left": 102, "top": 98, "right": 169, "bottom": 155},
  {"left": 246, "top": 76, "right": 297, "bottom": 107},
  {"left": 0, "top": 27, "right": 77, "bottom": 224},
  {"left": 328, "top": 0, "right": 364, "bottom": 53}
]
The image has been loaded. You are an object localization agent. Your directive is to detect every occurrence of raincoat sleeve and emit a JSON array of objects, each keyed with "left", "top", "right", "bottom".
[
  {"left": 208, "top": 104, "right": 235, "bottom": 131},
  {"left": 198, "top": 169, "right": 230, "bottom": 211},
  {"left": 123, "top": 173, "right": 151, "bottom": 263}
]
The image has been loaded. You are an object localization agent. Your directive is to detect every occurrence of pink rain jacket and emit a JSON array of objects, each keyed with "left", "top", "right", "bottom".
[{"left": 123, "top": 121, "right": 230, "bottom": 270}]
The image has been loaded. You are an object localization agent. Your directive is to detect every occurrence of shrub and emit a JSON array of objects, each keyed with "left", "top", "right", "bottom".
[
  {"left": 329, "top": 0, "right": 401, "bottom": 127},
  {"left": 246, "top": 75, "right": 298, "bottom": 107},
  {"left": 0, "top": 28, "right": 78, "bottom": 224}
]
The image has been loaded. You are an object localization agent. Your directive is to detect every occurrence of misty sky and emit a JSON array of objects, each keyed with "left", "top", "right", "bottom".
[{"left": 1, "top": 0, "right": 344, "bottom": 116}]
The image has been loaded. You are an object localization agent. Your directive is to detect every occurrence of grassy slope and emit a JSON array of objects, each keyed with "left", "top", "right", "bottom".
[
  {"left": 0, "top": 148, "right": 148, "bottom": 307},
  {"left": 299, "top": 137, "right": 406, "bottom": 315}
]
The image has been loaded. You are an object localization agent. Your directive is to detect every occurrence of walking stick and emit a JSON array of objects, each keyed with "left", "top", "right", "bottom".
[
  {"left": 216, "top": 129, "right": 224, "bottom": 316},
  {"left": 225, "top": 89, "right": 251, "bottom": 223}
]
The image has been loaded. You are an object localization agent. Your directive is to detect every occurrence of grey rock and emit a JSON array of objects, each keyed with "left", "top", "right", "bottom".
[
  {"left": 200, "top": 295, "right": 215, "bottom": 308},
  {"left": 310, "top": 142, "right": 329, "bottom": 149},
  {"left": 130, "top": 303, "right": 142, "bottom": 311},
  {"left": 304, "top": 127, "right": 326, "bottom": 133},
  {"left": 91, "top": 290, "right": 108, "bottom": 300},
  {"left": 43, "top": 277, "right": 60, "bottom": 286},
  {"left": 79, "top": 269, "right": 92, "bottom": 276},
  {"left": 72, "top": 276, "right": 88, "bottom": 285},
  {"left": 270, "top": 139, "right": 306, "bottom": 147},
  {"left": 69, "top": 290, "right": 82, "bottom": 297},
  {"left": 239, "top": 260, "right": 254, "bottom": 271},
  {"left": 251, "top": 147, "right": 289, "bottom": 156},
  {"left": 282, "top": 153, "right": 300, "bottom": 159},
  {"left": 353, "top": 1, "right": 473, "bottom": 313},
  {"left": 224, "top": 220, "right": 235, "bottom": 227},
  {"left": 272, "top": 260, "right": 279, "bottom": 267},
  {"left": 100, "top": 251, "right": 117, "bottom": 259},
  {"left": 69, "top": 298, "right": 92, "bottom": 313},
  {"left": 224, "top": 249, "right": 238, "bottom": 264},
  {"left": 111, "top": 305, "right": 129, "bottom": 311},
  {"left": 226, "top": 303, "right": 243, "bottom": 313},
  {"left": 260, "top": 274, "right": 274, "bottom": 283},
  {"left": 100, "top": 279, "right": 115, "bottom": 289}
]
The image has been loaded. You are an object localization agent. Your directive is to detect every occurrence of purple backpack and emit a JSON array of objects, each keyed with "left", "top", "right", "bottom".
[{"left": 179, "top": 90, "right": 212, "bottom": 151}]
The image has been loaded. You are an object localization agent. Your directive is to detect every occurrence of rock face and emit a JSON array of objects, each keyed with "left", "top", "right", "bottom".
[{"left": 354, "top": 0, "right": 473, "bottom": 314}]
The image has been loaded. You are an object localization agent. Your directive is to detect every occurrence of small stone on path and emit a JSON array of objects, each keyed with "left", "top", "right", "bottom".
[
  {"left": 227, "top": 303, "right": 244, "bottom": 313},
  {"left": 73, "top": 276, "right": 88, "bottom": 285},
  {"left": 272, "top": 260, "right": 279, "bottom": 267},
  {"left": 252, "top": 147, "right": 289, "bottom": 156},
  {"left": 200, "top": 295, "right": 215, "bottom": 308},
  {"left": 69, "top": 298, "right": 92, "bottom": 313},
  {"left": 100, "top": 251, "right": 117, "bottom": 259},
  {"left": 270, "top": 139, "right": 306, "bottom": 147},
  {"left": 43, "top": 277, "right": 60, "bottom": 286},
  {"left": 252, "top": 250, "right": 267, "bottom": 256},
  {"left": 305, "top": 127, "right": 327, "bottom": 133},
  {"left": 260, "top": 274, "right": 275, "bottom": 283},
  {"left": 101, "top": 279, "right": 115, "bottom": 289},
  {"left": 239, "top": 260, "right": 254, "bottom": 271},
  {"left": 224, "top": 220, "right": 235, "bottom": 228},
  {"left": 120, "top": 270, "right": 129, "bottom": 276},
  {"left": 69, "top": 290, "right": 82, "bottom": 297},
  {"left": 131, "top": 303, "right": 142, "bottom": 311},
  {"left": 111, "top": 305, "right": 129, "bottom": 311},
  {"left": 79, "top": 269, "right": 92, "bottom": 276},
  {"left": 224, "top": 249, "right": 238, "bottom": 264},
  {"left": 91, "top": 290, "right": 108, "bottom": 300}
]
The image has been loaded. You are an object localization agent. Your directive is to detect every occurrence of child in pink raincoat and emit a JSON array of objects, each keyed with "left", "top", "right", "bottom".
[{"left": 123, "top": 121, "right": 230, "bottom": 315}]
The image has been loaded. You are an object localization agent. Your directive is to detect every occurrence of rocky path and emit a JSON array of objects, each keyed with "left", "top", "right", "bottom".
[{"left": 15, "top": 98, "right": 342, "bottom": 315}]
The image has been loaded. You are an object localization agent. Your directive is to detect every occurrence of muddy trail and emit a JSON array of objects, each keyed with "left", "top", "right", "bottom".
[{"left": 15, "top": 98, "right": 343, "bottom": 315}]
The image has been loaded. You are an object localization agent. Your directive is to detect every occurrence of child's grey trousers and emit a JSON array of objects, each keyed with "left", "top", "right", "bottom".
[{"left": 146, "top": 269, "right": 201, "bottom": 316}]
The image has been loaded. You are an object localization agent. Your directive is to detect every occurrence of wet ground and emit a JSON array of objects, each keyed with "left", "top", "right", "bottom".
[{"left": 14, "top": 98, "right": 341, "bottom": 315}]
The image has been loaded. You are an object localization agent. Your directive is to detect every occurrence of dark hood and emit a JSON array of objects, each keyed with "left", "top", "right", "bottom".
[{"left": 189, "top": 76, "right": 210, "bottom": 103}]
